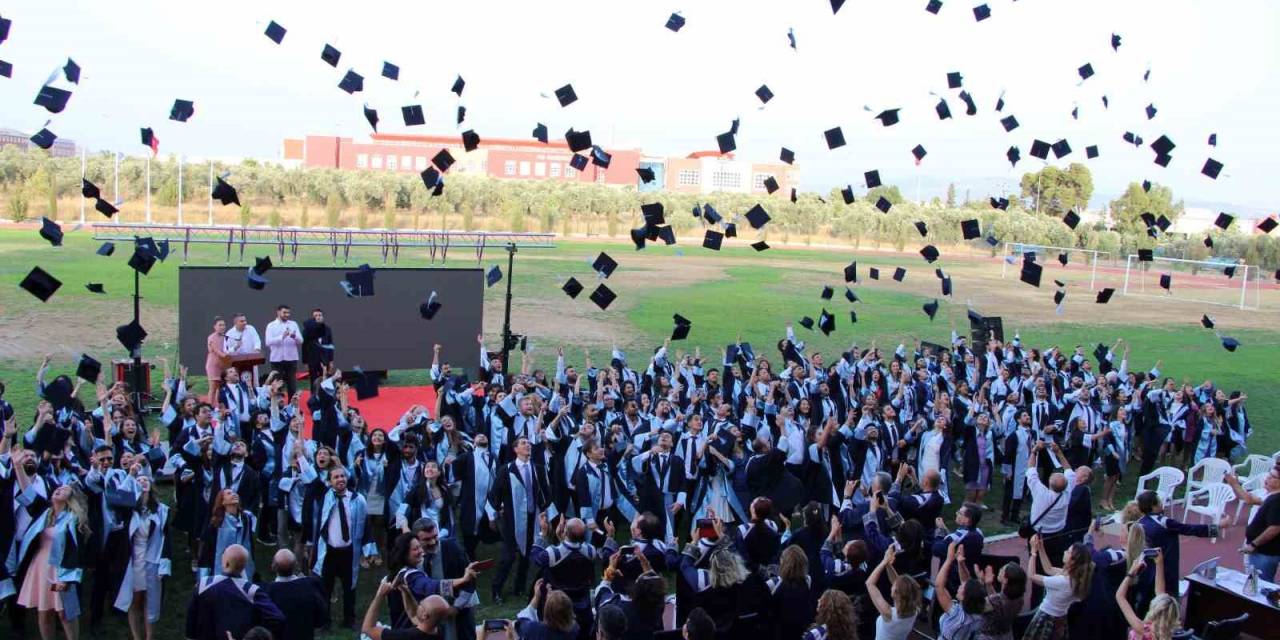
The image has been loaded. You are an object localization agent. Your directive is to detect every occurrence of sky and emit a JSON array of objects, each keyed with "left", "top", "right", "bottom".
[{"left": 3, "top": 0, "right": 1279, "bottom": 214}]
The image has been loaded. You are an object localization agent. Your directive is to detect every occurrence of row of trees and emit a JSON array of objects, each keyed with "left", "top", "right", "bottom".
[{"left": 1, "top": 146, "right": 1276, "bottom": 269}]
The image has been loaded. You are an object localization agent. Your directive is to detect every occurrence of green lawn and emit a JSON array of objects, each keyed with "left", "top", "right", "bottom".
[{"left": 2, "top": 226, "right": 1277, "bottom": 639}]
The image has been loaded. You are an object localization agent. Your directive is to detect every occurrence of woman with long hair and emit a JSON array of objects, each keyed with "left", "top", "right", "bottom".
[
  {"left": 865, "top": 546, "right": 921, "bottom": 640},
  {"left": 355, "top": 428, "right": 389, "bottom": 567},
  {"left": 974, "top": 561, "right": 1026, "bottom": 640},
  {"left": 803, "top": 589, "right": 858, "bottom": 640},
  {"left": 934, "top": 542, "right": 988, "bottom": 640},
  {"left": 9, "top": 482, "right": 90, "bottom": 640},
  {"left": 112, "top": 476, "right": 170, "bottom": 640},
  {"left": 197, "top": 489, "right": 256, "bottom": 580},
  {"left": 1116, "top": 549, "right": 1181, "bottom": 640},
  {"left": 515, "top": 582, "right": 578, "bottom": 640},
  {"left": 1023, "top": 535, "right": 1095, "bottom": 640},
  {"left": 397, "top": 460, "right": 454, "bottom": 536},
  {"left": 769, "top": 545, "right": 816, "bottom": 640},
  {"left": 205, "top": 316, "right": 229, "bottom": 404},
  {"left": 1101, "top": 406, "right": 1131, "bottom": 511},
  {"left": 1192, "top": 402, "right": 1224, "bottom": 463},
  {"left": 600, "top": 548, "right": 668, "bottom": 640}
]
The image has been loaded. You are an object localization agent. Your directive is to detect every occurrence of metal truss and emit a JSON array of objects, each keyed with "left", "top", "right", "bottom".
[{"left": 91, "top": 223, "right": 556, "bottom": 264}]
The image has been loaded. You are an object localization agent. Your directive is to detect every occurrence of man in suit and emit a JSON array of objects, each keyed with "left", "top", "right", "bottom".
[
  {"left": 1137, "top": 490, "right": 1225, "bottom": 591},
  {"left": 211, "top": 439, "right": 260, "bottom": 518},
  {"left": 300, "top": 309, "right": 333, "bottom": 394},
  {"left": 488, "top": 436, "right": 547, "bottom": 603},
  {"left": 931, "top": 503, "right": 985, "bottom": 590},
  {"left": 310, "top": 465, "right": 368, "bottom": 631},
  {"left": 531, "top": 516, "right": 618, "bottom": 637},
  {"left": 261, "top": 549, "right": 327, "bottom": 640},
  {"left": 412, "top": 517, "right": 475, "bottom": 640},
  {"left": 572, "top": 441, "right": 623, "bottom": 533},
  {"left": 1063, "top": 466, "right": 1095, "bottom": 546},
  {"left": 632, "top": 431, "right": 686, "bottom": 541},
  {"left": 449, "top": 432, "right": 499, "bottom": 560},
  {"left": 185, "top": 544, "right": 284, "bottom": 640}
]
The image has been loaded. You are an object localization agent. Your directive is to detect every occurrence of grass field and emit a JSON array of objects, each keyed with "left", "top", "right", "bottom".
[{"left": 2, "top": 224, "right": 1279, "bottom": 639}]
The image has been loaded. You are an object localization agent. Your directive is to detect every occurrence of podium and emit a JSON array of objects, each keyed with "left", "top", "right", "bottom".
[{"left": 113, "top": 359, "right": 153, "bottom": 404}]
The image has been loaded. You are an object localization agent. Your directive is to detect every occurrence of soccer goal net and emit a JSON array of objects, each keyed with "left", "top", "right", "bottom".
[
  {"left": 1000, "top": 243, "right": 1111, "bottom": 291},
  {"left": 1122, "top": 254, "right": 1263, "bottom": 310}
]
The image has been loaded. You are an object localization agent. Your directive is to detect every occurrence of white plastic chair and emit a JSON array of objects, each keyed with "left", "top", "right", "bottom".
[
  {"left": 1184, "top": 484, "right": 1235, "bottom": 526},
  {"left": 1231, "top": 455, "right": 1273, "bottom": 524},
  {"left": 1136, "top": 466, "right": 1185, "bottom": 507},
  {"left": 1183, "top": 458, "right": 1232, "bottom": 518}
]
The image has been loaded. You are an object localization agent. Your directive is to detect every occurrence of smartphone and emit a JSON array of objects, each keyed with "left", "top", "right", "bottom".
[
  {"left": 472, "top": 558, "right": 496, "bottom": 571},
  {"left": 483, "top": 620, "right": 508, "bottom": 631},
  {"left": 696, "top": 518, "right": 715, "bottom": 539},
  {"left": 1142, "top": 548, "right": 1160, "bottom": 559},
  {"left": 618, "top": 545, "right": 636, "bottom": 560}
]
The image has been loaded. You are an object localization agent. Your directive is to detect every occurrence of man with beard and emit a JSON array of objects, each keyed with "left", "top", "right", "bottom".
[
  {"left": 448, "top": 433, "right": 499, "bottom": 560},
  {"left": 412, "top": 517, "right": 476, "bottom": 640},
  {"left": 84, "top": 444, "right": 138, "bottom": 638}
]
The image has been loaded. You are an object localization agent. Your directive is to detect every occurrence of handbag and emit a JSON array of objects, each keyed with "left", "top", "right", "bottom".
[{"left": 1018, "top": 488, "right": 1065, "bottom": 539}]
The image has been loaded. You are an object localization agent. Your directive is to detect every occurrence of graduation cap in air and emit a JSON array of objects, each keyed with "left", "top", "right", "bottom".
[
  {"left": 780, "top": 148, "right": 795, "bottom": 164},
  {"left": 94, "top": 199, "right": 117, "bottom": 217},
  {"left": 915, "top": 221, "right": 929, "bottom": 237},
  {"left": 85, "top": 283, "right": 105, "bottom": 294},
  {"left": 845, "top": 288, "right": 859, "bottom": 303},
  {"left": 566, "top": 129, "right": 592, "bottom": 152},
  {"left": 702, "top": 204, "right": 722, "bottom": 225},
  {"left": 787, "top": 27, "right": 797, "bottom": 49},
  {"left": 554, "top": 84, "right": 578, "bottom": 107},
  {"left": 798, "top": 317, "right": 814, "bottom": 331},
  {"left": 81, "top": 178, "right": 101, "bottom": 200},
  {"left": 1203, "top": 235, "right": 1214, "bottom": 249},
  {"left": 402, "top": 105, "right": 426, "bottom": 126},
  {"left": 562, "top": 277, "right": 584, "bottom": 298},
  {"left": 589, "top": 284, "right": 616, "bottom": 310},
  {"left": 820, "top": 286, "right": 834, "bottom": 300},
  {"left": 116, "top": 319, "right": 147, "bottom": 352},
  {"left": 1095, "top": 288, "right": 1115, "bottom": 304},
  {"left": 1155, "top": 215, "right": 1171, "bottom": 232},
  {"left": 264, "top": 20, "right": 286, "bottom": 43},
  {"left": 71, "top": 353, "right": 103, "bottom": 384},
  {"left": 1221, "top": 336, "right": 1240, "bottom": 352},
  {"left": 1052, "top": 139, "right": 1072, "bottom": 158},
  {"left": 450, "top": 75, "right": 465, "bottom": 96},
  {"left": 973, "top": 4, "right": 991, "bottom": 21},
  {"left": 19, "top": 266, "right": 61, "bottom": 302},
  {"left": 340, "top": 266, "right": 376, "bottom": 297},
  {"left": 961, "top": 219, "right": 981, "bottom": 240},
  {"left": 985, "top": 234, "right": 1000, "bottom": 248},
  {"left": 30, "top": 128, "right": 57, "bottom": 150},
  {"left": 990, "top": 197, "right": 1009, "bottom": 211},
  {"left": 641, "top": 202, "right": 665, "bottom": 226},
  {"left": 532, "top": 123, "right": 548, "bottom": 143},
  {"left": 96, "top": 242, "right": 115, "bottom": 256},
  {"left": 39, "top": 217, "right": 63, "bottom": 246},
  {"left": 636, "top": 167, "right": 655, "bottom": 183},
  {"left": 352, "top": 368, "right": 381, "bottom": 400},
  {"left": 818, "top": 309, "right": 836, "bottom": 336},
  {"left": 1214, "top": 213, "right": 1234, "bottom": 230},
  {"left": 486, "top": 265, "right": 503, "bottom": 287},
  {"left": 869, "top": 267, "right": 880, "bottom": 280},
  {"left": 1063, "top": 210, "right": 1080, "bottom": 229},
  {"left": 34, "top": 85, "right": 72, "bottom": 113},
  {"left": 671, "top": 314, "right": 692, "bottom": 340},
  {"left": 702, "top": 229, "right": 724, "bottom": 251},
  {"left": 432, "top": 149, "right": 456, "bottom": 172},
  {"left": 1006, "top": 146, "right": 1021, "bottom": 167},
  {"left": 454, "top": 130, "right": 478, "bottom": 152},
  {"left": 874, "top": 109, "right": 901, "bottom": 127},
  {"left": 844, "top": 261, "right": 858, "bottom": 283},
  {"left": 211, "top": 177, "right": 240, "bottom": 206},
  {"left": 716, "top": 131, "right": 736, "bottom": 154},
  {"left": 246, "top": 267, "right": 269, "bottom": 290},
  {"left": 941, "top": 277, "right": 953, "bottom": 296},
  {"left": 128, "top": 247, "right": 156, "bottom": 275},
  {"left": 1200, "top": 314, "right": 1215, "bottom": 329},
  {"left": 592, "top": 253, "right": 618, "bottom": 279},
  {"left": 1146, "top": 104, "right": 1158, "bottom": 120},
  {"left": 666, "top": 12, "right": 686, "bottom": 31},
  {"left": 169, "top": 99, "right": 195, "bottom": 122},
  {"left": 338, "top": 70, "right": 364, "bottom": 94},
  {"left": 1020, "top": 261, "right": 1043, "bottom": 287},
  {"left": 841, "top": 186, "right": 855, "bottom": 205},
  {"left": 1138, "top": 248, "right": 1154, "bottom": 262},
  {"left": 320, "top": 44, "right": 342, "bottom": 66},
  {"left": 360, "top": 105, "right": 378, "bottom": 132},
  {"left": 1086, "top": 145, "right": 1099, "bottom": 159},
  {"left": 958, "top": 91, "right": 977, "bottom": 116},
  {"left": 946, "top": 71, "right": 964, "bottom": 89},
  {"left": 569, "top": 154, "right": 588, "bottom": 171},
  {"left": 922, "top": 299, "right": 940, "bottom": 321},
  {"left": 893, "top": 267, "right": 907, "bottom": 282},
  {"left": 1140, "top": 212, "right": 1157, "bottom": 228},
  {"left": 61, "top": 58, "right": 81, "bottom": 85},
  {"left": 1000, "top": 115, "right": 1019, "bottom": 132},
  {"left": 1202, "top": 159, "right": 1223, "bottom": 180},
  {"left": 756, "top": 84, "right": 774, "bottom": 104},
  {"left": 920, "top": 245, "right": 939, "bottom": 263},
  {"left": 763, "top": 176, "right": 780, "bottom": 194},
  {"left": 864, "top": 170, "right": 882, "bottom": 189},
  {"left": 1224, "top": 265, "right": 1237, "bottom": 279},
  {"left": 420, "top": 167, "right": 442, "bottom": 191},
  {"left": 875, "top": 197, "right": 892, "bottom": 213},
  {"left": 744, "top": 204, "right": 771, "bottom": 229},
  {"left": 926, "top": 0, "right": 943, "bottom": 14},
  {"left": 1159, "top": 273, "right": 1172, "bottom": 292},
  {"left": 0, "top": 61, "right": 11, "bottom": 78},
  {"left": 657, "top": 226, "right": 676, "bottom": 245},
  {"left": 1258, "top": 218, "right": 1278, "bottom": 234},
  {"left": 751, "top": 241, "right": 769, "bottom": 251},
  {"left": 1151, "top": 135, "right": 1176, "bottom": 157},
  {"left": 824, "top": 127, "right": 846, "bottom": 149},
  {"left": 415, "top": 290, "right": 441, "bottom": 320},
  {"left": 1078, "top": 63, "right": 1094, "bottom": 81},
  {"left": 1029, "top": 140, "right": 1051, "bottom": 160},
  {"left": 1058, "top": 252, "right": 1069, "bottom": 266},
  {"left": 936, "top": 98, "right": 952, "bottom": 120},
  {"left": 724, "top": 222, "right": 737, "bottom": 238}
]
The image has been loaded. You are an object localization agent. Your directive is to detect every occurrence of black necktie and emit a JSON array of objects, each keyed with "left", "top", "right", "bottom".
[{"left": 336, "top": 493, "right": 350, "bottom": 543}]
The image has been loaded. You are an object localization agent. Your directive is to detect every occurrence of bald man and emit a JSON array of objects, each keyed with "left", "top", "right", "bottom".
[
  {"left": 362, "top": 578, "right": 455, "bottom": 640},
  {"left": 530, "top": 516, "right": 618, "bottom": 635},
  {"left": 185, "top": 545, "right": 284, "bottom": 640},
  {"left": 262, "top": 549, "right": 328, "bottom": 640}
]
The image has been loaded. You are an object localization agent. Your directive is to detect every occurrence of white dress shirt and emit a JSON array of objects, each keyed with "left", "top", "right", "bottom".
[
  {"left": 225, "top": 324, "right": 262, "bottom": 354},
  {"left": 326, "top": 491, "right": 353, "bottom": 548}
]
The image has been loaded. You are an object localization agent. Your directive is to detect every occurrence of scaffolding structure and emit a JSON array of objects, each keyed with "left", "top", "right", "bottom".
[{"left": 90, "top": 222, "right": 557, "bottom": 264}]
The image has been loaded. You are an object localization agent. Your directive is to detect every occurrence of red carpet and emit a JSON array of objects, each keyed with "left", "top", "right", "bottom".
[{"left": 297, "top": 384, "right": 437, "bottom": 438}]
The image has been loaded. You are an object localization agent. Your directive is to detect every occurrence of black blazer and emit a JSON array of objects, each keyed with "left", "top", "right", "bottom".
[{"left": 260, "top": 577, "right": 327, "bottom": 640}]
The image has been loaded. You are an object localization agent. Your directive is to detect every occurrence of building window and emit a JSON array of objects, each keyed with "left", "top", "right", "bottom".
[
  {"left": 596, "top": 172, "right": 607, "bottom": 183},
  {"left": 534, "top": 162, "right": 546, "bottom": 177},
  {"left": 753, "top": 173, "right": 772, "bottom": 190},
  {"left": 504, "top": 160, "right": 516, "bottom": 176},
  {"left": 549, "top": 163, "right": 561, "bottom": 178},
  {"left": 387, "top": 155, "right": 398, "bottom": 170},
  {"left": 402, "top": 155, "right": 413, "bottom": 170},
  {"left": 371, "top": 155, "right": 383, "bottom": 169},
  {"left": 565, "top": 167, "right": 577, "bottom": 178},
  {"left": 519, "top": 161, "right": 531, "bottom": 176},
  {"left": 356, "top": 154, "right": 368, "bottom": 169},
  {"left": 415, "top": 156, "right": 427, "bottom": 170},
  {"left": 677, "top": 170, "right": 700, "bottom": 186},
  {"left": 711, "top": 171, "right": 741, "bottom": 189}
]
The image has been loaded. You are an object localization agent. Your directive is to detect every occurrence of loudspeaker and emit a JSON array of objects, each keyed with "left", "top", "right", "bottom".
[{"left": 970, "top": 316, "right": 1004, "bottom": 345}]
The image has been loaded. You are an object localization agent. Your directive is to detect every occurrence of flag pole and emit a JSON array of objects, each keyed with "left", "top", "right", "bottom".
[
  {"left": 145, "top": 155, "right": 152, "bottom": 223},
  {"left": 208, "top": 161, "right": 214, "bottom": 226},
  {"left": 79, "top": 147, "right": 86, "bottom": 224},
  {"left": 177, "top": 154, "right": 184, "bottom": 225}
]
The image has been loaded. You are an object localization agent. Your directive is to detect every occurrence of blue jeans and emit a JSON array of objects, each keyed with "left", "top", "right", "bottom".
[{"left": 1248, "top": 552, "right": 1280, "bottom": 582}]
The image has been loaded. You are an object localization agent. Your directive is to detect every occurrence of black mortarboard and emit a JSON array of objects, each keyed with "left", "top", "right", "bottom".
[
  {"left": 1138, "top": 248, "right": 1153, "bottom": 262},
  {"left": 756, "top": 84, "right": 774, "bottom": 104},
  {"left": 450, "top": 75, "right": 465, "bottom": 96},
  {"left": 460, "top": 130, "right": 481, "bottom": 152},
  {"left": 990, "top": 197, "right": 1009, "bottom": 210},
  {"left": 967, "top": 308, "right": 985, "bottom": 326},
  {"left": 724, "top": 222, "right": 737, "bottom": 238},
  {"left": 973, "top": 4, "right": 991, "bottom": 21},
  {"left": 414, "top": 290, "right": 442, "bottom": 320},
  {"left": 845, "top": 287, "right": 859, "bottom": 302},
  {"left": 1063, "top": 210, "right": 1080, "bottom": 229},
  {"left": 751, "top": 241, "right": 769, "bottom": 251},
  {"left": 702, "top": 204, "right": 722, "bottom": 225},
  {"left": 457, "top": 106, "right": 467, "bottom": 125},
  {"left": 128, "top": 249, "right": 155, "bottom": 275},
  {"left": 1029, "top": 140, "right": 1051, "bottom": 160},
  {"left": 1221, "top": 336, "right": 1240, "bottom": 352},
  {"left": 34, "top": 85, "right": 71, "bottom": 113},
  {"left": 401, "top": 105, "right": 425, "bottom": 126},
  {"left": 340, "top": 268, "right": 376, "bottom": 297},
  {"left": 1146, "top": 104, "right": 1158, "bottom": 120},
  {"left": 565, "top": 129, "right": 592, "bottom": 152},
  {"left": 763, "top": 176, "right": 780, "bottom": 194},
  {"left": 869, "top": 267, "right": 880, "bottom": 280},
  {"left": 562, "top": 278, "right": 584, "bottom": 298},
  {"left": 86, "top": 283, "right": 105, "bottom": 294},
  {"left": 874, "top": 109, "right": 901, "bottom": 126},
  {"left": 566, "top": 154, "right": 586, "bottom": 171},
  {"left": 81, "top": 178, "right": 101, "bottom": 200},
  {"left": 420, "top": 167, "right": 442, "bottom": 191},
  {"left": 658, "top": 225, "right": 676, "bottom": 245},
  {"left": 923, "top": 299, "right": 939, "bottom": 320},
  {"left": 875, "top": 197, "right": 892, "bottom": 213},
  {"left": 1020, "top": 261, "right": 1042, "bottom": 287},
  {"left": 1204, "top": 235, "right": 1214, "bottom": 248},
  {"left": 486, "top": 265, "right": 503, "bottom": 287},
  {"left": 671, "top": 318, "right": 691, "bottom": 341},
  {"left": 432, "top": 149, "right": 456, "bottom": 172},
  {"left": 169, "top": 99, "right": 194, "bottom": 122},
  {"left": 95, "top": 199, "right": 118, "bottom": 217},
  {"left": 554, "top": 84, "right": 577, "bottom": 107},
  {"left": 666, "top": 12, "right": 686, "bottom": 31},
  {"left": 961, "top": 219, "right": 980, "bottom": 240},
  {"left": 1213, "top": 212, "right": 1234, "bottom": 230},
  {"left": 1156, "top": 215, "right": 1171, "bottom": 232},
  {"left": 716, "top": 131, "right": 736, "bottom": 154},
  {"left": 62, "top": 58, "right": 81, "bottom": 84},
  {"left": 985, "top": 234, "right": 999, "bottom": 247},
  {"left": 533, "top": 123, "right": 549, "bottom": 143},
  {"left": 941, "top": 277, "right": 953, "bottom": 296},
  {"left": 320, "top": 44, "right": 342, "bottom": 66},
  {"left": 352, "top": 368, "right": 381, "bottom": 400},
  {"left": 820, "top": 286, "right": 834, "bottom": 300},
  {"left": 824, "top": 127, "right": 846, "bottom": 149},
  {"left": 0, "top": 61, "right": 11, "bottom": 78},
  {"left": 1151, "top": 135, "right": 1176, "bottom": 156},
  {"left": 1202, "top": 158, "right": 1223, "bottom": 180},
  {"left": 1086, "top": 145, "right": 1099, "bottom": 159},
  {"left": 30, "top": 128, "right": 57, "bottom": 150},
  {"left": 1054, "top": 290, "right": 1066, "bottom": 306},
  {"left": 818, "top": 309, "right": 836, "bottom": 336},
  {"left": 1095, "top": 288, "right": 1115, "bottom": 304},
  {"left": 116, "top": 319, "right": 147, "bottom": 352},
  {"left": 841, "top": 186, "right": 855, "bottom": 205},
  {"left": 1057, "top": 252, "right": 1069, "bottom": 266},
  {"left": 958, "top": 91, "right": 977, "bottom": 115},
  {"left": 39, "top": 217, "right": 63, "bottom": 246},
  {"left": 1071, "top": 106, "right": 1079, "bottom": 120},
  {"left": 1006, "top": 146, "right": 1021, "bottom": 167},
  {"left": 1257, "top": 217, "right": 1277, "bottom": 234},
  {"left": 892, "top": 267, "right": 907, "bottom": 282},
  {"left": 831, "top": 0, "right": 847, "bottom": 13},
  {"left": 1155, "top": 153, "right": 1172, "bottom": 168},
  {"left": 1052, "top": 139, "right": 1072, "bottom": 158},
  {"left": 592, "top": 253, "right": 618, "bottom": 278},
  {"left": 844, "top": 261, "right": 858, "bottom": 283},
  {"left": 338, "top": 70, "right": 363, "bottom": 94},
  {"left": 744, "top": 204, "right": 771, "bottom": 229},
  {"left": 1078, "top": 63, "right": 1094, "bottom": 81},
  {"left": 702, "top": 229, "right": 723, "bottom": 251},
  {"left": 20, "top": 266, "right": 61, "bottom": 302},
  {"left": 96, "top": 242, "right": 115, "bottom": 256},
  {"left": 1159, "top": 274, "right": 1172, "bottom": 291},
  {"left": 798, "top": 317, "right": 814, "bottom": 331},
  {"left": 212, "top": 177, "right": 240, "bottom": 206},
  {"left": 1142, "top": 181, "right": 1153, "bottom": 194},
  {"left": 641, "top": 202, "right": 665, "bottom": 226},
  {"left": 926, "top": 0, "right": 943, "bottom": 13},
  {"left": 1224, "top": 265, "right": 1237, "bottom": 279},
  {"left": 1111, "top": 33, "right": 1121, "bottom": 50},
  {"left": 936, "top": 98, "right": 952, "bottom": 120},
  {"left": 1206, "top": 132, "right": 1218, "bottom": 147},
  {"left": 1140, "top": 212, "right": 1157, "bottom": 228},
  {"left": 589, "top": 284, "right": 616, "bottom": 310},
  {"left": 920, "top": 245, "right": 939, "bottom": 263},
  {"left": 947, "top": 71, "right": 963, "bottom": 88},
  {"left": 1000, "top": 115, "right": 1019, "bottom": 132},
  {"left": 75, "top": 353, "right": 102, "bottom": 384},
  {"left": 864, "top": 170, "right": 882, "bottom": 189},
  {"left": 1201, "top": 314, "right": 1215, "bottom": 329},
  {"left": 265, "top": 20, "right": 286, "bottom": 44},
  {"left": 362, "top": 105, "right": 379, "bottom": 132},
  {"left": 636, "top": 167, "right": 655, "bottom": 183},
  {"left": 780, "top": 147, "right": 795, "bottom": 164},
  {"left": 246, "top": 267, "right": 268, "bottom": 290},
  {"left": 915, "top": 221, "right": 928, "bottom": 237}
]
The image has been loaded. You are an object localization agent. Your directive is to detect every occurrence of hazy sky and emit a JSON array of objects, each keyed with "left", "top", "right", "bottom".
[{"left": 4, "top": 0, "right": 1279, "bottom": 211}]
